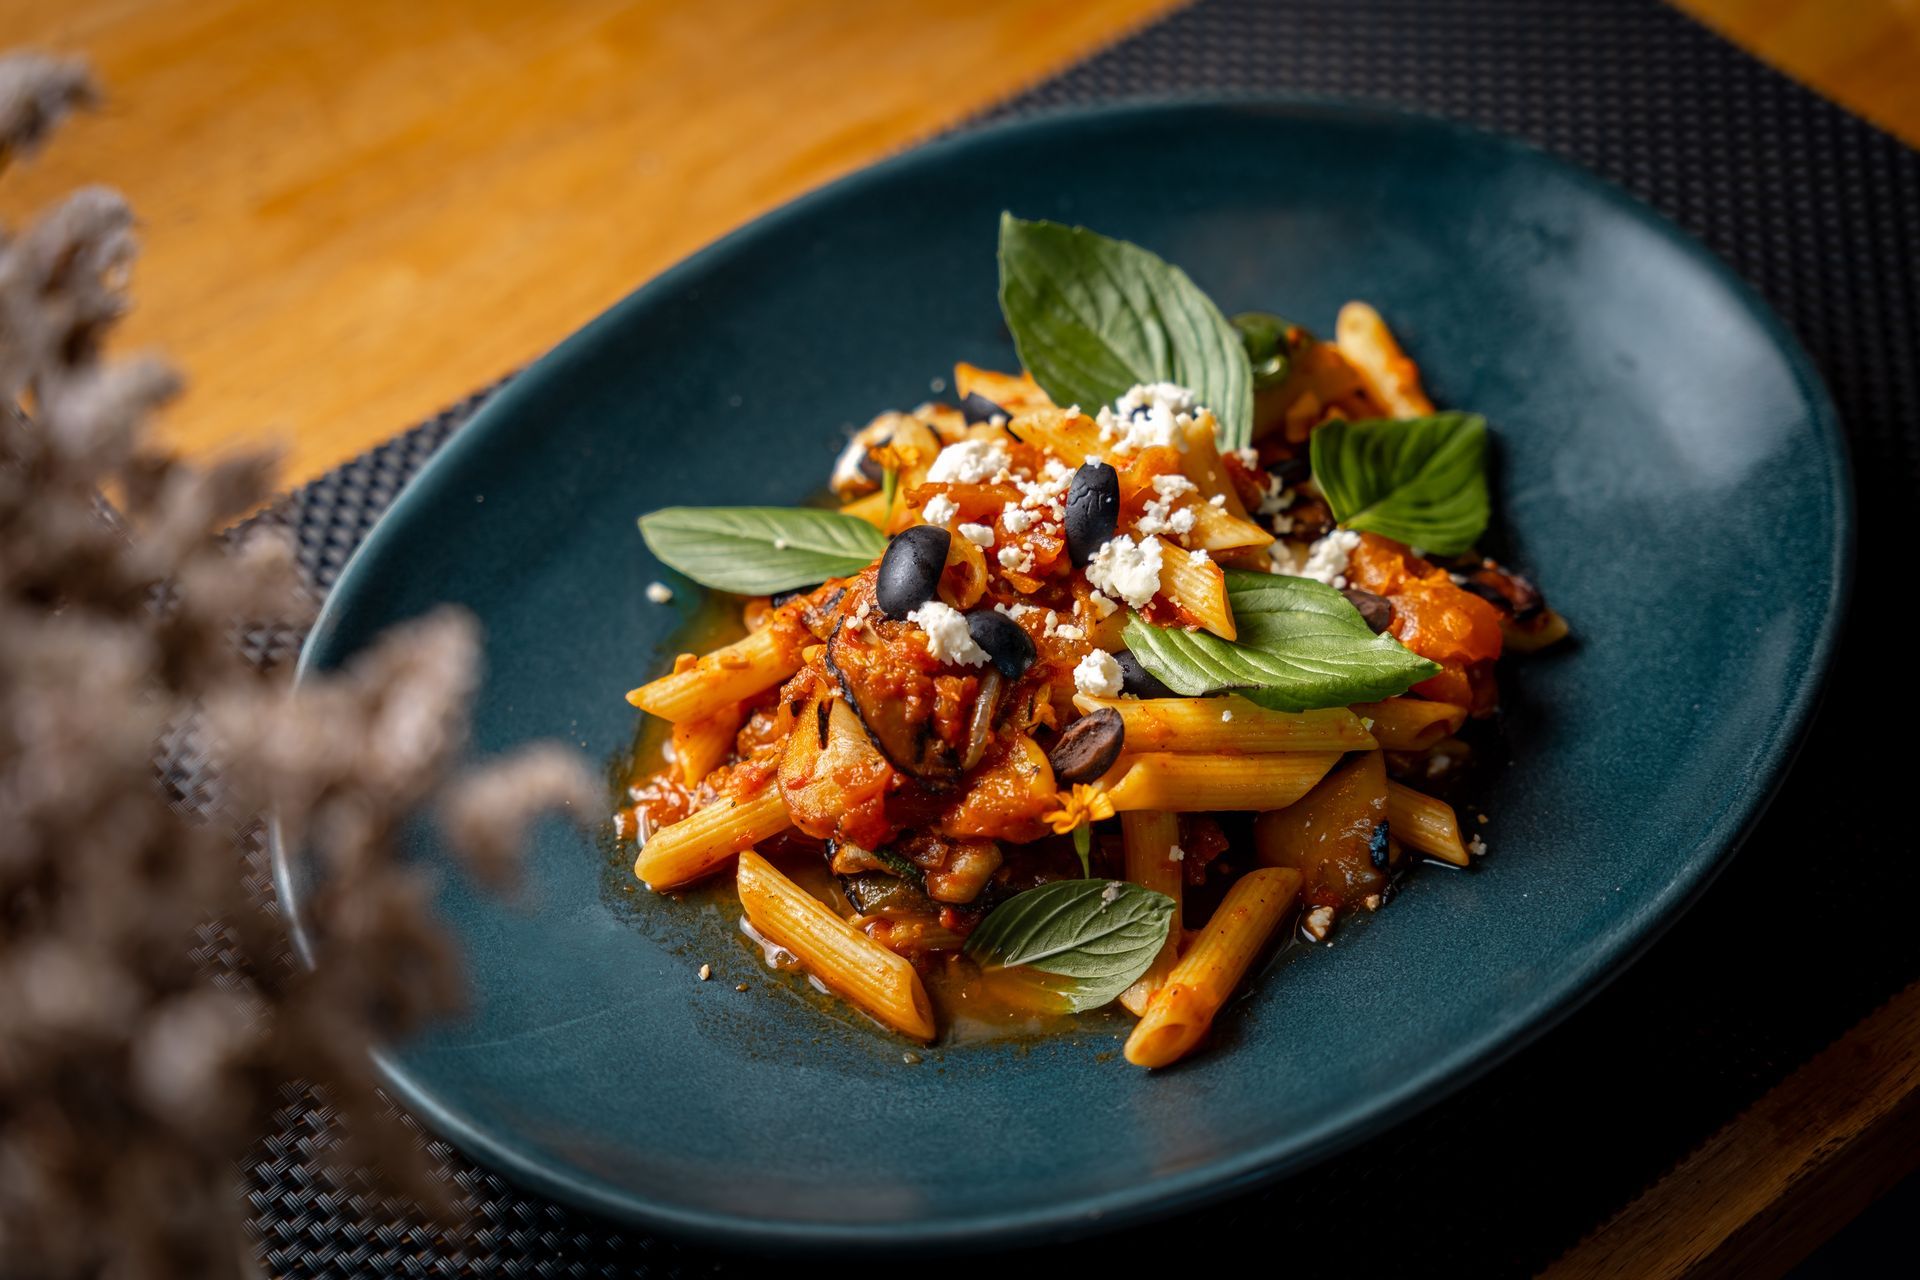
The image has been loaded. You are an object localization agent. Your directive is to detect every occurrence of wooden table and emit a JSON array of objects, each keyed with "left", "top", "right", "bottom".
[{"left": 5, "top": 1, "right": 1915, "bottom": 1273}]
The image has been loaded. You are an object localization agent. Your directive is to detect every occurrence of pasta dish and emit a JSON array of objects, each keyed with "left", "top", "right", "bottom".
[{"left": 615, "top": 216, "right": 1566, "bottom": 1068}]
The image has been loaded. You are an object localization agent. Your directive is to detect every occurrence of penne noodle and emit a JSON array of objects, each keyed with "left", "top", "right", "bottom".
[
  {"left": 1352, "top": 697, "right": 1468, "bottom": 752},
  {"left": 1188, "top": 503, "right": 1274, "bottom": 553},
  {"left": 1155, "top": 537, "right": 1235, "bottom": 639},
  {"left": 954, "top": 363, "right": 1050, "bottom": 412},
  {"left": 1125, "top": 866, "right": 1302, "bottom": 1068},
  {"left": 1385, "top": 780, "right": 1469, "bottom": 866},
  {"left": 1335, "top": 301, "right": 1434, "bottom": 418},
  {"left": 1006, "top": 405, "right": 1107, "bottom": 461},
  {"left": 635, "top": 789, "right": 792, "bottom": 889},
  {"left": 1179, "top": 416, "right": 1254, "bottom": 520},
  {"left": 1075, "top": 695, "right": 1376, "bottom": 754},
  {"left": 736, "top": 850, "right": 936, "bottom": 1041},
  {"left": 670, "top": 702, "right": 747, "bottom": 786},
  {"left": 1103, "top": 752, "right": 1342, "bottom": 812},
  {"left": 627, "top": 626, "right": 801, "bottom": 724},
  {"left": 1119, "top": 810, "right": 1184, "bottom": 1016},
  {"left": 1503, "top": 607, "right": 1571, "bottom": 654}
]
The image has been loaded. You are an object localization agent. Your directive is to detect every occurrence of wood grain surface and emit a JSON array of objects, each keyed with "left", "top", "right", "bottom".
[
  {"left": 1, "top": 0, "right": 1177, "bottom": 484},
  {"left": 1544, "top": 981, "right": 1920, "bottom": 1279},
  {"left": 3, "top": 0, "right": 1914, "bottom": 485}
]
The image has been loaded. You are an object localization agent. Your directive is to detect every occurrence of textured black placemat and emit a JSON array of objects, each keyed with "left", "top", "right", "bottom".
[{"left": 245, "top": 1, "right": 1917, "bottom": 1274}]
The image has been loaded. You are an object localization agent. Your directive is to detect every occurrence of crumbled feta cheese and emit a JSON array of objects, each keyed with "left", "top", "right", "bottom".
[
  {"left": 697, "top": 963, "right": 712, "bottom": 981},
  {"left": 958, "top": 521, "right": 995, "bottom": 547},
  {"left": 1015, "top": 458, "right": 1073, "bottom": 515},
  {"left": 1001, "top": 504, "right": 1035, "bottom": 534},
  {"left": 1085, "top": 534, "right": 1163, "bottom": 609},
  {"left": 1189, "top": 547, "right": 1211, "bottom": 566},
  {"left": 908, "top": 601, "right": 989, "bottom": 667},
  {"left": 645, "top": 581, "right": 674, "bottom": 604},
  {"left": 1468, "top": 835, "right": 1488, "bottom": 858},
  {"left": 1100, "top": 882, "right": 1123, "bottom": 905},
  {"left": 921, "top": 494, "right": 959, "bottom": 525},
  {"left": 1094, "top": 383, "right": 1197, "bottom": 454},
  {"left": 994, "top": 602, "right": 1040, "bottom": 621},
  {"left": 1073, "top": 649, "right": 1124, "bottom": 698},
  {"left": 1303, "top": 905, "right": 1335, "bottom": 941},
  {"left": 1152, "top": 473, "right": 1198, "bottom": 499},
  {"left": 1086, "top": 590, "right": 1118, "bottom": 619},
  {"left": 1168, "top": 844, "right": 1186, "bottom": 862},
  {"left": 927, "top": 438, "right": 1011, "bottom": 484},
  {"left": 1053, "top": 624, "right": 1085, "bottom": 641},
  {"left": 1297, "top": 529, "right": 1363, "bottom": 588},
  {"left": 1209, "top": 493, "right": 1227, "bottom": 507},
  {"left": 1221, "top": 708, "right": 1234, "bottom": 722},
  {"left": 996, "top": 544, "right": 1034, "bottom": 573},
  {"left": 1232, "top": 447, "right": 1259, "bottom": 469}
]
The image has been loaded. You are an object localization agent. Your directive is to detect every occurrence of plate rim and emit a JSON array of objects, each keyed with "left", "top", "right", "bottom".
[{"left": 273, "top": 92, "right": 1855, "bottom": 1252}]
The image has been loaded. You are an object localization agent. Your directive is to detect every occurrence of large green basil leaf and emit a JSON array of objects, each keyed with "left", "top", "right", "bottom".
[
  {"left": 638, "top": 506, "right": 885, "bottom": 595},
  {"left": 963, "top": 879, "right": 1176, "bottom": 1013}
]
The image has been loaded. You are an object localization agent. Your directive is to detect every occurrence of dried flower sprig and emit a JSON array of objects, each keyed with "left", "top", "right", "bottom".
[{"left": 0, "top": 52, "right": 595, "bottom": 1279}]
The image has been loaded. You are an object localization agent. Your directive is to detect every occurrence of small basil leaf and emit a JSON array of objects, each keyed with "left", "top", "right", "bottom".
[
  {"left": 1122, "top": 570, "right": 1439, "bottom": 711},
  {"left": 997, "top": 213, "right": 1254, "bottom": 452},
  {"left": 964, "top": 880, "right": 1176, "bottom": 1012},
  {"left": 1309, "top": 412, "right": 1490, "bottom": 556},
  {"left": 638, "top": 506, "right": 885, "bottom": 595}
]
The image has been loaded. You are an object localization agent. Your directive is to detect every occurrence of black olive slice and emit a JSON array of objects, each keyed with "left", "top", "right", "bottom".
[
  {"left": 1114, "top": 649, "right": 1175, "bottom": 699},
  {"left": 1340, "top": 587, "right": 1395, "bottom": 634},
  {"left": 1065, "top": 461, "right": 1120, "bottom": 566},
  {"left": 964, "top": 609, "right": 1036, "bottom": 680},
  {"left": 876, "top": 525, "right": 950, "bottom": 619},
  {"left": 1049, "top": 708, "right": 1125, "bottom": 784}
]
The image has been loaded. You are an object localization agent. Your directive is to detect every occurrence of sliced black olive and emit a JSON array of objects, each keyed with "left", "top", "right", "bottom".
[
  {"left": 1114, "top": 649, "right": 1175, "bottom": 699},
  {"left": 1065, "top": 461, "right": 1120, "bottom": 566},
  {"left": 964, "top": 609, "right": 1035, "bottom": 680},
  {"left": 876, "top": 525, "right": 950, "bottom": 619},
  {"left": 1265, "top": 455, "right": 1311, "bottom": 489},
  {"left": 959, "top": 392, "right": 1006, "bottom": 424},
  {"left": 1369, "top": 819, "right": 1391, "bottom": 871},
  {"left": 1049, "top": 708, "right": 1125, "bottom": 784},
  {"left": 1456, "top": 578, "right": 1511, "bottom": 611},
  {"left": 1341, "top": 587, "right": 1395, "bottom": 634}
]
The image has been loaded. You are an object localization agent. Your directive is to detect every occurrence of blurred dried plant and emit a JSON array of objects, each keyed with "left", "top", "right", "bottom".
[{"left": 0, "top": 53, "right": 596, "bottom": 1279}]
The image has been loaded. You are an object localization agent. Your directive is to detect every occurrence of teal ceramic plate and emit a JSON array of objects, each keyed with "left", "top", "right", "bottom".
[{"left": 278, "top": 100, "right": 1850, "bottom": 1251}]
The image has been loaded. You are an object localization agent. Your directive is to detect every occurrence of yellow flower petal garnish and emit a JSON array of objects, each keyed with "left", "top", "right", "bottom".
[{"left": 1043, "top": 782, "right": 1114, "bottom": 836}]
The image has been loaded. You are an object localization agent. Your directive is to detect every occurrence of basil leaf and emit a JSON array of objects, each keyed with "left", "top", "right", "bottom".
[
  {"left": 1310, "top": 412, "right": 1490, "bottom": 556},
  {"left": 964, "top": 880, "right": 1176, "bottom": 1013},
  {"left": 1122, "top": 570, "right": 1439, "bottom": 711},
  {"left": 638, "top": 506, "right": 885, "bottom": 595},
  {"left": 997, "top": 213, "right": 1254, "bottom": 452}
]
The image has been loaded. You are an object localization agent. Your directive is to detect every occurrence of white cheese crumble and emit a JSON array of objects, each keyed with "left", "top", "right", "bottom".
[
  {"left": 1015, "top": 458, "right": 1073, "bottom": 515},
  {"left": 1468, "top": 835, "right": 1489, "bottom": 858},
  {"left": 1232, "top": 447, "right": 1260, "bottom": 469},
  {"left": 1073, "top": 649, "right": 1125, "bottom": 698},
  {"left": 1099, "top": 882, "right": 1123, "bottom": 905},
  {"left": 994, "top": 602, "right": 1040, "bottom": 621},
  {"left": 1189, "top": 548, "right": 1211, "bottom": 566},
  {"left": 1094, "top": 382, "right": 1197, "bottom": 454},
  {"left": 1152, "top": 473, "right": 1198, "bottom": 499},
  {"left": 921, "top": 494, "right": 959, "bottom": 525},
  {"left": 1001, "top": 504, "right": 1035, "bottom": 534},
  {"left": 1221, "top": 708, "right": 1234, "bottom": 722},
  {"left": 645, "top": 581, "right": 674, "bottom": 604},
  {"left": 1086, "top": 590, "right": 1118, "bottom": 619},
  {"left": 1085, "top": 534, "right": 1163, "bottom": 609},
  {"left": 1297, "top": 529, "right": 1363, "bottom": 588},
  {"left": 1168, "top": 844, "right": 1186, "bottom": 862},
  {"left": 926, "top": 438, "right": 1011, "bottom": 484},
  {"left": 996, "top": 544, "right": 1035, "bottom": 574},
  {"left": 1303, "top": 905, "right": 1335, "bottom": 941},
  {"left": 907, "top": 601, "right": 989, "bottom": 667},
  {"left": 958, "top": 521, "right": 995, "bottom": 547},
  {"left": 1210, "top": 493, "right": 1228, "bottom": 507}
]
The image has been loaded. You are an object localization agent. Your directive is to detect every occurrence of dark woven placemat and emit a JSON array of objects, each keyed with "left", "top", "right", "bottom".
[{"left": 246, "top": 1, "right": 1916, "bottom": 1274}]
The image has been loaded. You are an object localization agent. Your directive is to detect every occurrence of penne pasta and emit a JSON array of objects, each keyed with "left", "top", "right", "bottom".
[
  {"left": 1103, "top": 751, "right": 1342, "bottom": 812},
  {"left": 1119, "top": 810, "right": 1184, "bottom": 1016},
  {"left": 634, "top": 789, "right": 792, "bottom": 889},
  {"left": 1385, "top": 780, "right": 1469, "bottom": 866},
  {"left": 736, "top": 850, "right": 936, "bottom": 1041},
  {"left": 1006, "top": 405, "right": 1107, "bottom": 462},
  {"left": 1179, "top": 416, "right": 1253, "bottom": 520},
  {"left": 627, "top": 625, "right": 801, "bottom": 724},
  {"left": 1352, "top": 697, "right": 1468, "bottom": 752},
  {"left": 670, "top": 702, "right": 747, "bottom": 786},
  {"left": 1335, "top": 301, "right": 1434, "bottom": 418},
  {"left": 953, "top": 363, "right": 1050, "bottom": 413},
  {"left": 1155, "top": 537, "right": 1235, "bottom": 639},
  {"left": 1074, "top": 694, "right": 1376, "bottom": 754},
  {"left": 1125, "top": 866, "right": 1302, "bottom": 1068}
]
